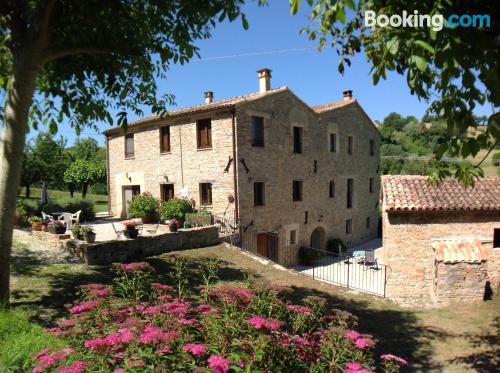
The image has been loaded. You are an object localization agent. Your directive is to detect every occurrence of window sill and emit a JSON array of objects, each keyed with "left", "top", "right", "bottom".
[
  {"left": 125, "top": 156, "right": 135, "bottom": 160},
  {"left": 160, "top": 152, "right": 171, "bottom": 155},
  {"left": 197, "top": 147, "right": 213, "bottom": 151},
  {"left": 254, "top": 204, "right": 265, "bottom": 208}
]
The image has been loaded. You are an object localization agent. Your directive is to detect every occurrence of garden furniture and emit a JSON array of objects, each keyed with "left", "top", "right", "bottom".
[
  {"left": 71, "top": 210, "right": 82, "bottom": 224},
  {"left": 41, "top": 212, "right": 54, "bottom": 222},
  {"left": 58, "top": 213, "right": 73, "bottom": 229},
  {"left": 112, "top": 222, "right": 124, "bottom": 239}
]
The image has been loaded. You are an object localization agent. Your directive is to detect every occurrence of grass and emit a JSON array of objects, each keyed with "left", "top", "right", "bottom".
[
  {"left": 18, "top": 187, "right": 109, "bottom": 213},
  {"left": 7, "top": 242, "right": 500, "bottom": 372}
]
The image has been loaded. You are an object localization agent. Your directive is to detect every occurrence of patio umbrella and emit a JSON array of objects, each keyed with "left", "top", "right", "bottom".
[{"left": 40, "top": 182, "right": 49, "bottom": 211}]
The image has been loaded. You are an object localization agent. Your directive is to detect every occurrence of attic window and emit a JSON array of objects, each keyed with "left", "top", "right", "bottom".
[
  {"left": 197, "top": 119, "right": 212, "bottom": 149},
  {"left": 125, "top": 134, "right": 134, "bottom": 158},
  {"left": 251, "top": 116, "right": 264, "bottom": 147},
  {"left": 293, "top": 126, "right": 303, "bottom": 154}
]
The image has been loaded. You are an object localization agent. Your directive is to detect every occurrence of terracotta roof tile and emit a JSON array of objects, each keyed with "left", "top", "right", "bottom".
[
  {"left": 311, "top": 99, "right": 355, "bottom": 112},
  {"left": 432, "top": 239, "right": 488, "bottom": 263},
  {"left": 382, "top": 175, "right": 500, "bottom": 212}
]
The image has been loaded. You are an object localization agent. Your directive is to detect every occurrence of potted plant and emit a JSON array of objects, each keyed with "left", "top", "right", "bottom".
[
  {"left": 128, "top": 192, "right": 160, "bottom": 224},
  {"left": 48, "top": 220, "right": 67, "bottom": 234},
  {"left": 169, "top": 219, "right": 180, "bottom": 232},
  {"left": 72, "top": 223, "right": 82, "bottom": 240},
  {"left": 123, "top": 221, "right": 139, "bottom": 239},
  {"left": 29, "top": 216, "right": 43, "bottom": 231},
  {"left": 81, "top": 225, "right": 96, "bottom": 243},
  {"left": 160, "top": 198, "right": 193, "bottom": 225}
]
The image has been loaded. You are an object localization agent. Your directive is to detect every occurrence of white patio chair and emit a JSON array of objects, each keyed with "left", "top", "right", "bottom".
[
  {"left": 72, "top": 210, "right": 82, "bottom": 224},
  {"left": 144, "top": 223, "right": 159, "bottom": 235},
  {"left": 59, "top": 213, "right": 73, "bottom": 229},
  {"left": 41, "top": 212, "right": 53, "bottom": 222},
  {"left": 112, "top": 222, "right": 124, "bottom": 239}
]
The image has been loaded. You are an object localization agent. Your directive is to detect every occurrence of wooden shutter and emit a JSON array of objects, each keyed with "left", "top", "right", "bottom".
[{"left": 160, "top": 127, "right": 170, "bottom": 152}]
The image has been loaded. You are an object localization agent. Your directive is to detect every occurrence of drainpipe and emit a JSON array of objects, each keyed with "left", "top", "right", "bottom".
[
  {"left": 230, "top": 108, "right": 239, "bottom": 223},
  {"left": 105, "top": 134, "right": 111, "bottom": 216},
  {"left": 179, "top": 126, "right": 184, "bottom": 188}
]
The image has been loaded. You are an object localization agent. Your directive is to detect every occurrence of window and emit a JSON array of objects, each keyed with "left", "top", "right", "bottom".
[
  {"left": 292, "top": 180, "right": 303, "bottom": 202},
  {"left": 369, "top": 177, "right": 374, "bottom": 193},
  {"left": 329, "top": 133, "right": 337, "bottom": 153},
  {"left": 347, "top": 178, "right": 354, "bottom": 208},
  {"left": 251, "top": 116, "right": 264, "bottom": 147},
  {"left": 253, "top": 182, "right": 265, "bottom": 206},
  {"left": 159, "top": 126, "right": 171, "bottom": 153},
  {"left": 347, "top": 136, "right": 353, "bottom": 155},
  {"left": 293, "top": 126, "right": 303, "bottom": 154},
  {"left": 494, "top": 229, "right": 500, "bottom": 248},
  {"left": 329, "top": 180, "right": 335, "bottom": 198},
  {"left": 366, "top": 217, "right": 371, "bottom": 229},
  {"left": 199, "top": 183, "right": 212, "bottom": 205},
  {"left": 161, "top": 184, "right": 174, "bottom": 201},
  {"left": 346, "top": 219, "right": 353, "bottom": 234},
  {"left": 125, "top": 134, "right": 134, "bottom": 158},
  {"left": 370, "top": 139, "right": 375, "bottom": 156},
  {"left": 197, "top": 119, "right": 212, "bottom": 149},
  {"left": 290, "top": 230, "right": 297, "bottom": 244}
]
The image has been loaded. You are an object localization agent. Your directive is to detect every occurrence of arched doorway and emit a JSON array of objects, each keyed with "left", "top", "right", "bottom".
[{"left": 310, "top": 227, "right": 326, "bottom": 250}]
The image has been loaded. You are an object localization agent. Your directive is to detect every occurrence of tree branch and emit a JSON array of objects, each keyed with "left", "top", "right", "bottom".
[
  {"left": 41, "top": 47, "right": 115, "bottom": 64},
  {"left": 38, "top": 0, "right": 57, "bottom": 46},
  {"left": 475, "top": 138, "right": 500, "bottom": 168}
]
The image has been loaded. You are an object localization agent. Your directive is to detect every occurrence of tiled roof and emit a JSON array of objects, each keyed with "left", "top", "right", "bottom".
[
  {"left": 432, "top": 239, "right": 488, "bottom": 263},
  {"left": 104, "top": 87, "right": 288, "bottom": 135},
  {"left": 382, "top": 175, "right": 500, "bottom": 212},
  {"left": 311, "top": 99, "right": 355, "bottom": 112}
]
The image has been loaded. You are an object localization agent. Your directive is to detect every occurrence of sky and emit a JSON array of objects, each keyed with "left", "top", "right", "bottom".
[{"left": 30, "top": 1, "right": 491, "bottom": 145}]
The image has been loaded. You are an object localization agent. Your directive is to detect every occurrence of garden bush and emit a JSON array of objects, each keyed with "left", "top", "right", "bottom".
[
  {"left": 326, "top": 238, "right": 347, "bottom": 255},
  {"left": 185, "top": 209, "right": 212, "bottom": 227},
  {"left": 160, "top": 198, "right": 194, "bottom": 222},
  {"left": 29, "top": 262, "right": 407, "bottom": 372},
  {"left": 127, "top": 193, "right": 159, "bottom": 219}
]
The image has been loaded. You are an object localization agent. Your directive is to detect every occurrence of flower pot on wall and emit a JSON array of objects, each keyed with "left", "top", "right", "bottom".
[
  {"left": 48, "top": 224, "right": 67, "bottom": 234},
  {"left": 84, "top": 232, "right": 96, "bottom": 243},
  {"left": 169, "top": 224, "right": 178, "bottom": 232},
  {"left": 124, "top": 228, "right": 139, "bottom": 239},
  {"left": 141, "top": 213, "right": 158, "bottom": 224},
  {"left": 32, "top": 223, "right": 43, "bottom": 231}
]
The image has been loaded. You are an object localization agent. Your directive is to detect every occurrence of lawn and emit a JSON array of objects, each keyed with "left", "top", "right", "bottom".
[
  {"left": 6, "top": 241, "right": 500, "bottom": 372},
  {"left": 18, "top": 187, "right": 109, "bottom": 213}
]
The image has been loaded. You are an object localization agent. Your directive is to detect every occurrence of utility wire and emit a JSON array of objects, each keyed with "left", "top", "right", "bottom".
[{"left": 193, "top": 47, "right": 316, "bottom": 62}]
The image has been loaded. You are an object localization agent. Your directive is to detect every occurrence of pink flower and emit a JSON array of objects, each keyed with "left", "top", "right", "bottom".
[
  {"left": 178, "top": 318, "right": 195, "bottom": 325},
  {"left": 182, "top": 343, "right": 207, "bottom": 356},
  {"left": 70, "top": 300, "right": 101, "bottom": 314},
  {"left": 207, "top": 355, "right": 229, "bottom": 373},
  {"left": 33, "top": 348, "right": 74, "bottom": 371},
  {"left": 197, "top": 303, "right": 212, "bottom": 313},
  {"left": 155, "top": 346, "right": 173, "bottom": 355},
  {"left": 119, "top": 262, "right": 151, "bottom": 271},
  {"left": 355, "top": 337, "right": 375, "bottom": 349},
  {"left": 381, "top": 354, "right": 408, "bottom": 366},
  {"left": 152, "top": 283, "right": 174, "bottom": 292},
  {"left": 247, "top": 316, "right": 282, "bottom": 331},
  {"left": 113, "top": 369, "right": 125, "bottom": 373},
  {"left": 344, "top": 330, "right": 361, "bottom": 341},
  {"left": 57, "top": 361, "right": 87, "bottom": 373},
  {"left": 84, "top": 337, "right": 108, "bottom": 350},
  {"left": 248, "top": 315, "right": 266, "bottom": 329},
  {"left": 287, "top": 304, "right": 313, "bottom": 316},
  {"left": 90, "top": 288, "right": 111, "bottom": 297},
  {"left": 139, "top": 326, "right": 178, "bottom": 344},
  {"left": 346, "top": 362, "right": 362, "bottom": 370},
  {"left": 158, "top": 294, "right": 173, "bottom": 301},
  {"left": 32, "top": 347, "right": 51, "bottom": 361}
]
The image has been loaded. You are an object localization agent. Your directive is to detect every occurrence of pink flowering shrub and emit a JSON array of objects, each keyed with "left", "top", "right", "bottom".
[{"left": 31, "top": 262, "right": 407, "bottom": 372}]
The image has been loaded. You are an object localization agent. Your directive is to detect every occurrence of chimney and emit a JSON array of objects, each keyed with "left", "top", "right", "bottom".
[
  {"left": 343, "top": 90, "right": 353, "bottom": 101},
  {"left": 257, "top": 68, "right": 272, "bottom": 93},
  {"left": 204, "top": 91, "right": 214, "bottom": 104}
]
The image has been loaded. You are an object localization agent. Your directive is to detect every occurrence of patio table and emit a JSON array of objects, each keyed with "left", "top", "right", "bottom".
[{"left": 51, "top": 212, "right": 65, "bottom": 220}]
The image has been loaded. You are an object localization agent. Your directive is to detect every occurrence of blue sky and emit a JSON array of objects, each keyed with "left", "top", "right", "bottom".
[{"left": 33, "top": 1, "right": 490, "bottom": 145}]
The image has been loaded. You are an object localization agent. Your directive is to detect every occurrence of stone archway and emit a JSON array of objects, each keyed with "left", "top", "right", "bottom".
[{"left": 310, "top": 227, "right": 326, "bottom": 250}]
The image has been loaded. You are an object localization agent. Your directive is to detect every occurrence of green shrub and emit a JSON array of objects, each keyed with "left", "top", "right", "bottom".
[
  {"left": 159, "top": 198, "right": 193, "bottom": 222},
  {"left": 0, "top": 308, "right": 64, "bottom": 372},
  {"left": 185, "top": 210, "right": 212, "bottom": 226},
  {"left": 326, "top": 238, "right": 347, "bottom": 255},
  {"left": 493, "top": 152, "right": 500, "bottom": 166},
  {"left": 127, "top": 192, "right": 159, "bottom": 218}
]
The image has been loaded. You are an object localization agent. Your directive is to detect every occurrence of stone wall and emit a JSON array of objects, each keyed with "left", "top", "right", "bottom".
[
  {"left": 434, "top": 261, "right": 488, "bottom": 305},
  {"left": 382, "top": 211, "right": 500, "bottom": 307},
  {"left": 31, "top": 230, "right": 71, "bottom": 250},
  {"left": 236, "top": 92, "right": 380, "bottom": 251},
  {"left": 64, "top": 226, "right": 219, "bottom": 265}
]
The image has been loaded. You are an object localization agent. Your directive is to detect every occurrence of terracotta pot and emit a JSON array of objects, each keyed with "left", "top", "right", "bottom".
[
  {"left": 42, "top": 224, "right": 49, "bottom": 232},
  {"left": 124, "top": 228, "right": 139, "bottom": 239},
  {"left": 84, "top": 232, "right": 96, "bottom": 243},
  {"left": 141, "top": 213, "right": 158, "bottom": 224},
  {"left": 32, "top": 222, "right": 43, "bottom": 231}
]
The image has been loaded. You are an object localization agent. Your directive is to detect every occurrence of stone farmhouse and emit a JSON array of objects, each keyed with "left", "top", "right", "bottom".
[
  {"left": 381, "top": 175, "right": 500, "bottom": 307},
  {"left": 104, "top": 69, "right": 381, "bottom": 262}
]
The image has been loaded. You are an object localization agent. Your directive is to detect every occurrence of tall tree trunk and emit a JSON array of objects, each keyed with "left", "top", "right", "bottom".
[
  {"left": 26, "top": 185, "right": 31, "bottom": 199},
  {"left": 0, "top": 60, "right": 38, "bottom": 306},
  {"left": 82, "top": 183, "right": 88, "bottom": 199},
  {"left": 70, "top": 185, "right": 74, "bottom": 198}
]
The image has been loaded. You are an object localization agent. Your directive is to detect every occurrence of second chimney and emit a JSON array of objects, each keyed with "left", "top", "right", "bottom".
[
  {"left": 257, "top": 68, "right": 272, "bottom": 93},
  {"left": 343, "top": 90, "right": 353, "bottom": 101},
  {"left": 204, "top": 91, "right": 214, "bottom": 104}
]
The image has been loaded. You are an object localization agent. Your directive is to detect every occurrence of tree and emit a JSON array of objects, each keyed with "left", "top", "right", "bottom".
[
  {"left": 0, "top": 1, "right": 248, "bottom": 305},
  {"left": 70, "top": 138, "right": 104, "bottom": 162},
  {"left": 64, "top": 160, "right": 106, "bottom": 199},
  {"left": 291, "top": 0, "right": 499, "bottom": 184},
  {"left": 20, "top": 143, "right": 42, "bottom": 198}
]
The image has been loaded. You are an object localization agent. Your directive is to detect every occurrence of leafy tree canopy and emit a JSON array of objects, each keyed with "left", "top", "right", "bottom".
[
  {"left": 291, "top": 0, "right": 500, "bottom": 185},
  {"left": 63, "top": 159, "right": 106, "bottom": 198}
]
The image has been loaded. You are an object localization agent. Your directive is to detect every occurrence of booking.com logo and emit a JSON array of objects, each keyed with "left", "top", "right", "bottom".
[{"left": 365, "top": 10, "right": 491, "bottom": 31}]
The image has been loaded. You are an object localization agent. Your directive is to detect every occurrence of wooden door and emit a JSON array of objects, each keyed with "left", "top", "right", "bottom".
[
  {"left": 257, "top": 233, "right": 268, "bottom": 258},
  {"left": 256, "top": 233, "right": 279, "bottom": 261},
  {"left": 123, "top": 185, "right": 141, "bottom": 217}
]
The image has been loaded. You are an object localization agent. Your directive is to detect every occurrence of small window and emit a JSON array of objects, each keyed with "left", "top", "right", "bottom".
[
  {"left": 293, "top": 126, "right": 303, "bottom": 154},
  {"left": 370, "top": 139, "right": 375, "bottom": 156},
  {"left": 161, "top": 184, "right": 174, "bottom": 202},
  {"left": 199, "top": 183, "right": 212, "bottom": 205},
  {"left": 494, "top": 229, "right": 500, "bottom": 248},
  {"left": 251, "top": 116, "right": 264, "bottom": 147},
  {"left": 347, "top": 178, "right": 354, "bottom": 208},
  {"left": 346, "top": 219, "right": 353, "bottom": 234},
  {"left": 329, "top": 180, "right": 335, "bottom": 198},
  {"left": 293, "top": 180, "right": 303, "bottom": 202},
  {"left": 366, "top": 217, "right": 371, "bottom": 229},
  {"left": 197, "top": 119, "right": 212, "bottom": 149},
  {"left": 160, "top": 126, "right": 171, "bottom": 153},
  {"left": 329, "top": 133, "right": 337, "bottom": 153},
  {"left": 369, "top": 177, "right": 374, "bottom": 193},
  {"left": 253, "top": 182, "right": 265, "bottom": 206},
  {"left": 290, "top": 230, "right": 297, "bottom": 244},
  {"left": 125, "top": 134, "right": 134, "bottom": 158},
  {"left": 348, "top": 136, "right": 353, "bottom": 155}
]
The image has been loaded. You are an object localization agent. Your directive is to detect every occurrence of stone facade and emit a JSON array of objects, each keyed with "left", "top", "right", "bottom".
[
  {"left": 382, "top": 211, "right": 500, "bottom": 307},
  {"left": 31, "top": 230, "right": 71, "bottom": 251},
  {"left": 65, "top": 226, "right": 219, "bottom": 265},
  {"left": 106, "top": 84, "right": 381, "bottom": 262}
]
